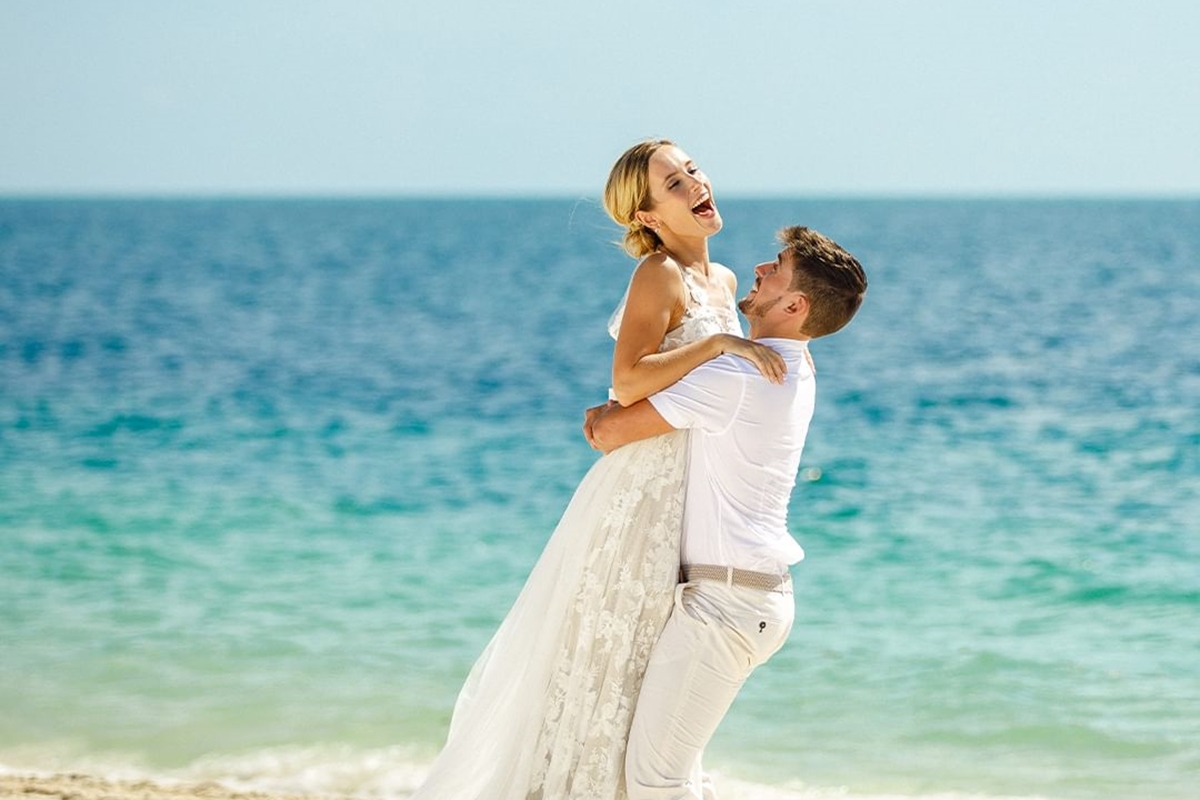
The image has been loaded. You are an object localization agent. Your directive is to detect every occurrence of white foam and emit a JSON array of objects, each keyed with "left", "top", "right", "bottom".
[
  {"left": 180, "top": 744, "right": 430, "bottom": 797},
  {"left": 715, "top": 774, "right": 1053, "bottom": 800},
  {"left": 0, "top": 744, "right": 1057, "bottom": 800},
  {"left": 0, "top": 743, "right": 428, "bottom": 798}
]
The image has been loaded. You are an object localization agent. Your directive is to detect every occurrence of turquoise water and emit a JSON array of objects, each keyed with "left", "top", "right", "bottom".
[{"left": 1, "top": 198, "right": 1198, "bottom": 799}]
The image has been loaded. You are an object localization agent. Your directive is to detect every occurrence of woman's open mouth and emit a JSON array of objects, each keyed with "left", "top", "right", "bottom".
[{"left": 691, "top": 197, "right": 716, "bottom": 217}]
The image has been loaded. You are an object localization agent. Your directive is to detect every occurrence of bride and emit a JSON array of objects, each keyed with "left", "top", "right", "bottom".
[{"left": 410, "top": 139, "right": 786, "bottom": 800}]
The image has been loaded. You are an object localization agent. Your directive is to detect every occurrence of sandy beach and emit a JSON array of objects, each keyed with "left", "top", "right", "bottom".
[
  {"left": 0, "top": 774, "right": 334, "bottom": 800},
  {"left": 0, "top": 771, "right": 838, "bottom": 800}
]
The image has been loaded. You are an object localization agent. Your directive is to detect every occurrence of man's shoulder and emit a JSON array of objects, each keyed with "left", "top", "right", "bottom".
[
  {"left": 686, "top": 352, "right": 759, "bottom": 383},
  {"left": 719, "top": 349, "right": 770, "bottom": 372}
]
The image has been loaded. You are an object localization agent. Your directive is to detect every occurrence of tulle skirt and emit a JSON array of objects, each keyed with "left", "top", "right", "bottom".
[{"left": 411, "top": 430, "right": 689, "bottom": 800}]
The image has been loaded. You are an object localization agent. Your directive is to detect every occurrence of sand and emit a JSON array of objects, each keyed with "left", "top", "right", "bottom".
[
  {"left": 0, "top": 774, "right": 341, "bottom": 800},
  {"left": 0, "top": 771, "right": 828, "bottom": 800}
]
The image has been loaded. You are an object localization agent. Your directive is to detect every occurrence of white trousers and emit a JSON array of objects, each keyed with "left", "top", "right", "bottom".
[{"left": 624, "top": 577, "right": 795, "bottom": 800}]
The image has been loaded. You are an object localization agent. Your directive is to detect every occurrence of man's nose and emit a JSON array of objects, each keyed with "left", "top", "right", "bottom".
[{"left": 754, "top": 262, "right": 770, "bottom": 276}]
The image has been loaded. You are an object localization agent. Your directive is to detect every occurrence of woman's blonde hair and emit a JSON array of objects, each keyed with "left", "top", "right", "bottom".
[{"left": 602, "top": 138, "right": 674, "bottom": 258}]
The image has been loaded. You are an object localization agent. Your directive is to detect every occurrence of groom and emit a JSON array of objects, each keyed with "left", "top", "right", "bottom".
[{"left": 589, "top": 225, "right": 867, "bottom": 800}]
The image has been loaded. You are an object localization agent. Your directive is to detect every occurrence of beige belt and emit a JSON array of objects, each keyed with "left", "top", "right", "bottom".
[{"left": 680, "top": 564, "right": 792, "bottom": 592}]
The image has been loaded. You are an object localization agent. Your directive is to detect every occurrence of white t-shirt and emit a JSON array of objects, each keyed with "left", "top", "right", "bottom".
[{"left": 648, "top": 338, "right": 814, "bottom": 574}]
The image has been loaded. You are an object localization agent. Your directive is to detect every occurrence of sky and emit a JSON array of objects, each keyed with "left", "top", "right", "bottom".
[{"left": 2, "top": 0, "right": 1198, "bottom": 198}]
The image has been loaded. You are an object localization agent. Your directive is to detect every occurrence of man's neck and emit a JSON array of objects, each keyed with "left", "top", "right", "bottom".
[{"left": 748, "top": 323, "right": 809, "bottom": 342}]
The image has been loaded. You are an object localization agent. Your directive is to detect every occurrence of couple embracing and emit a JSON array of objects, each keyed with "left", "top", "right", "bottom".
[{"left": 411, "top": 139, "right": 867, "bottom": 800}]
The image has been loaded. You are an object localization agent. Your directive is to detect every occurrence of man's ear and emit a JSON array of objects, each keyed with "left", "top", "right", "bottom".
[
  {"left": 784, "top": 292, "right": 810, "bottom": 318},
  {"left": 783, "top": 292, "right": 811, "bottom": 334}
]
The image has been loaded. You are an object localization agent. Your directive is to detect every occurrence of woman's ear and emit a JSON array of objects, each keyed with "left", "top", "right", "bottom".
[{"left": 634, "top": 210, "right": 659, "bottom": 231}]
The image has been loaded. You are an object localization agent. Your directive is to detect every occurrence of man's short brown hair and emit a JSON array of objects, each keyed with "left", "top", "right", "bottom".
[{"left": 780, "top": 226, "right": 868, "bottom": 338}]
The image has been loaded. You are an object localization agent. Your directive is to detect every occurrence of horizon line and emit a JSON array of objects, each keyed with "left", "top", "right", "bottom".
[{"left": 3, "top": 189, "right": 1199, "bottom": 203}]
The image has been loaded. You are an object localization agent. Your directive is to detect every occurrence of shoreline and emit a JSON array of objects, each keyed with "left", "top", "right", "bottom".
[
  {"left": 0, "top": 769, "right": 1068, "bottom": 800},
  {"left": 0, "top": 773, "right": 337, "bottom": 800},
  {"left": 0, "top": 771, "right": 828, "bottom": 800}
]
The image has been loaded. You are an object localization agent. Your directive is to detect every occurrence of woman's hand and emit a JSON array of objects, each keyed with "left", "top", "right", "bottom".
[
  {"left": 717, "top": 335, "right": 788, "bottom": 384},
  {"left": 583, "top": 400, "right": 618, "bottom": 450}
]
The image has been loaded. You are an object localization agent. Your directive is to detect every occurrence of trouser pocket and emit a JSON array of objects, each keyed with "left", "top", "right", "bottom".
[{"left": 683, "top": 583, "right": 795, "bottom": 673}]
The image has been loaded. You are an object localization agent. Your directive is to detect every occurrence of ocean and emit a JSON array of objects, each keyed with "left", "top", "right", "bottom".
[{"left": 1, "top": 197, "right": 1197, "bottom": 800}]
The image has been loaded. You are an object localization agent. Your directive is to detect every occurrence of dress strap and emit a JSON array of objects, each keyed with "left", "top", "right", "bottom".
[{"left": 608, "top": 263, "right": 710, "bottom": 342}]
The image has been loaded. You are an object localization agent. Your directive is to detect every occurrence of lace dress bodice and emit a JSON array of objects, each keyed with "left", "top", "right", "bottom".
[
  {"left": 658, "top": 267, "right": 742, "bottom": 349},
  {"left": 608, "top": 263, "right": 742, "bottom": 355}
]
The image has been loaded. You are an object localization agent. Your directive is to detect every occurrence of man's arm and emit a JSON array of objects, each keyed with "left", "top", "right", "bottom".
[{"left": 590, "top": 398, "right": 676, "bottom": 454}]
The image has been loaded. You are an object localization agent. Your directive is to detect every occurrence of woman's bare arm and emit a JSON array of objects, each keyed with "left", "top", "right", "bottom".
[{"left": 609, "top": 256, "right": 786, "bottom": 406}]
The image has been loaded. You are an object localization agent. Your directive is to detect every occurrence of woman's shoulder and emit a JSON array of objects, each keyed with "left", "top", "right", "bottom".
[
  {"left": 632, "top": 250, "right": 679, "bottom": 275},
  {"left": 616, "top": 252, "right": 688, "bottom": 328},
  {"left": 628, "top": 252, "right": 687, "bottom": 295}
]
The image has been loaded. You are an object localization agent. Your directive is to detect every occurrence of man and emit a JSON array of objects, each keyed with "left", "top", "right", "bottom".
[{"left": 589, "top": 225, "right": 867, "bottom": 800}]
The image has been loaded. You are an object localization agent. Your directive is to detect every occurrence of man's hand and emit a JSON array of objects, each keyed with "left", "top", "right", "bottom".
[{"left": 583, "top": 400, "right": 618, "bottom": 450}]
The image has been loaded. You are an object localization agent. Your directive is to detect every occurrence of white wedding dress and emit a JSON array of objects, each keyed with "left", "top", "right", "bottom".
[{"left": 411, "top": 267, "right": 741, "bottom": 800}]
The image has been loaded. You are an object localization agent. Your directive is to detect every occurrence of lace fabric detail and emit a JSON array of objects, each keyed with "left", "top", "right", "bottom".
[
  {"left": 607, "top": 265, "right": 740, "bottom": 354},
  {"left": 606, "top": 265, "right": 740, "bottom": 400},
  {"left": 526, "top": 433, "right": 688, "bottom": 800},
  {"left": 412, "top": 265, "right": 742, "bottom": 800},
  {"left": 659, "top": 267, "right": 740, "bottom": 354}
]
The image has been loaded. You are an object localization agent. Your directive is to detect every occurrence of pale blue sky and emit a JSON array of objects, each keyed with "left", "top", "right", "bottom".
[{"left": 2, "top": 0, "right": 1198, "bottom": 197}]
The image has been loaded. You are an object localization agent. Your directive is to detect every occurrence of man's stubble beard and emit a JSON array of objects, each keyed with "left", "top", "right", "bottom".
[{"left": 738, "top": 293, "right": 781, "bottom": 319}]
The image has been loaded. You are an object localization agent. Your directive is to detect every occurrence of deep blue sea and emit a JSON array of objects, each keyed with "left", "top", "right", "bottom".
[{"left": 1, "top": 198, "right": 1197, "bottom": 800}]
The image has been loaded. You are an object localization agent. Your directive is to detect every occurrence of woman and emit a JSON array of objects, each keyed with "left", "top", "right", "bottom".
[{"left": 411, "top": 140, "right": 784, "bottom": 800}]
